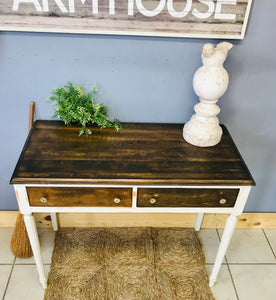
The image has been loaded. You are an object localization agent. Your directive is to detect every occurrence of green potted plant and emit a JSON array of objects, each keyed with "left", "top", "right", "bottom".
[{"left": 48, "top": 82, "right": 121, "bottom": 135}]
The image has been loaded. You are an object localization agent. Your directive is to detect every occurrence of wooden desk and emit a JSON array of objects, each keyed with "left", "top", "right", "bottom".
[{"left": 10, "top": 121, "right": 255, "bottom": 289}]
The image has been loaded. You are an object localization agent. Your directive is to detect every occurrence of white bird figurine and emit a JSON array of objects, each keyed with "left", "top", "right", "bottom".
[
  {"left": 202, "top": 42, "right": 233, "bottom": 68},
  {"left": 183, "top": 42, "right": 233, "bottom": 147}
]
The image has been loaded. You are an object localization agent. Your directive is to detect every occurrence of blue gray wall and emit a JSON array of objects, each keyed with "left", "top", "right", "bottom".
[{"left": 0, "top": 1, "right": 275, "bottom": 212}]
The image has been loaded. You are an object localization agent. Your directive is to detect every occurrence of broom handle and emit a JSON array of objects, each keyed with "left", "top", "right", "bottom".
[{"left": 29, "top": 102, "right": 35, "bottom": 132}]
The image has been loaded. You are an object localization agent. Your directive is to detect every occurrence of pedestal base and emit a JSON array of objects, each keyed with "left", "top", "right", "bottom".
[{"left": 183, "top": 115, "right": 222, "bottom": 147}]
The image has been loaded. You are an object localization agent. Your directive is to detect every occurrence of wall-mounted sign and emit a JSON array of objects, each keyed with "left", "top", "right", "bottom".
[{"left": 0, "top": 0, "right": 252, "bottom": 39}]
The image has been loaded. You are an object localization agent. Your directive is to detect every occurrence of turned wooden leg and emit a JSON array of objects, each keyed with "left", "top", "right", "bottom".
[
  {"left": 50, "top": 212, "right": 58, "bottom": 231},
  {"left": 24, "top": 214, "right": 47, "bottom": 289},
  {"left": 195, "top": 212, "right": 204, "bottom": 231},
  {"left": 209, "top": 213, "right": 237, "bottom": 287}
]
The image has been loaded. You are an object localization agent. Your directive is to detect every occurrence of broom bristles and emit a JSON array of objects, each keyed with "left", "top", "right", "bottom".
[{"left": 10, "top": 213, "right": 33, "bottom": 258}]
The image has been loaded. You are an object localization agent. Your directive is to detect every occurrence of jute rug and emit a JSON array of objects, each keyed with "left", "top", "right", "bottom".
[{"left": 44, "top": 228, "right": 215, "bottom": 300}]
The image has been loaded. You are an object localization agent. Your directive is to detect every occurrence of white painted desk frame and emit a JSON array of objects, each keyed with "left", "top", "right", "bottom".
[{"left": 13, "top": 183, "right": 252, "bottom": 289}]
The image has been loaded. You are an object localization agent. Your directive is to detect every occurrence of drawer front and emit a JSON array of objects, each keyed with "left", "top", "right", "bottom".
[
  {"left": 137, "top": 188, "right": 239, "bottom": 208},
  {"left": 27, "top": 187, "right": 132, "bottom": 207}
]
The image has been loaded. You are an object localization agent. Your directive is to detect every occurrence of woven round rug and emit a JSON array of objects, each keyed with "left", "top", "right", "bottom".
[{"left": 44, "top": 228, "right": 215, "bottom": 300}]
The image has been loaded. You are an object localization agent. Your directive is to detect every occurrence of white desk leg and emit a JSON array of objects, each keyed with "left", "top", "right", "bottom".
[
  {"left": 209, "top": 213, "right": 237, "bottom": 287},
  {"left": 195, "top": 213, "right": 204, "bottom": 231},
  {"left": 50, "top": 212, "right": 58, "bottom": 231},
  {"left": 24, "top": 214, "right": 47, "bottom": 289}
]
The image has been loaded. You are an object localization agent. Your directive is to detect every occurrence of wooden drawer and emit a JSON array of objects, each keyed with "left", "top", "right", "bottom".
[
  {"left": 137, "top": 188, "right": 239, "bottom": 208},
  {"left": 26, "top": 187, "right": 132, "bottom": 207}
]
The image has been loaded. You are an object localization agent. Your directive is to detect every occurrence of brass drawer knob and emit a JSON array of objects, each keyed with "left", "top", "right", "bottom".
[
  {"left": 40, "top": 197, "right": 48, "bottom": 203},
  {"left": 219, "top": 198, "right": 227, "bottom": 205},
  {"left": 114, "top": 198, "right": 121, "bottom": 204},
  {"left": 149, "top": 198, "right": 157, "bottom": 204}
]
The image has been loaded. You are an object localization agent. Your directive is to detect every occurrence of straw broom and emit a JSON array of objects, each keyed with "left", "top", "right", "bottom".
[{"left": 10, "top": 102, "right": 35, "bottom": 258}]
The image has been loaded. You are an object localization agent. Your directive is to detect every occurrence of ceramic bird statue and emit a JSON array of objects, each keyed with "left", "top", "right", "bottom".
[
  {"left": 183, "top": 42, "right": 233, "bottom": 147},
  {"left": 202, "top": 42, "right": 233, "bottom": 68}
]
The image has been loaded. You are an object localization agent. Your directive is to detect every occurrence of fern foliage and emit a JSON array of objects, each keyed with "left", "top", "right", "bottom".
[{"left": 48, "top": 82, "right": 121, "bottom": 135}]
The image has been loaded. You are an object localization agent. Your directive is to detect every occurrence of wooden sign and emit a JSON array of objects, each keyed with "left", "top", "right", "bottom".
[{"left": 0, "top": 0, "right": 252, "bottom": 39}]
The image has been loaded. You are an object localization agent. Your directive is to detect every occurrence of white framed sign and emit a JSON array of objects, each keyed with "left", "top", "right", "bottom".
[{"left": 0, "top": 0, "right": 252, "bottom": 39}]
